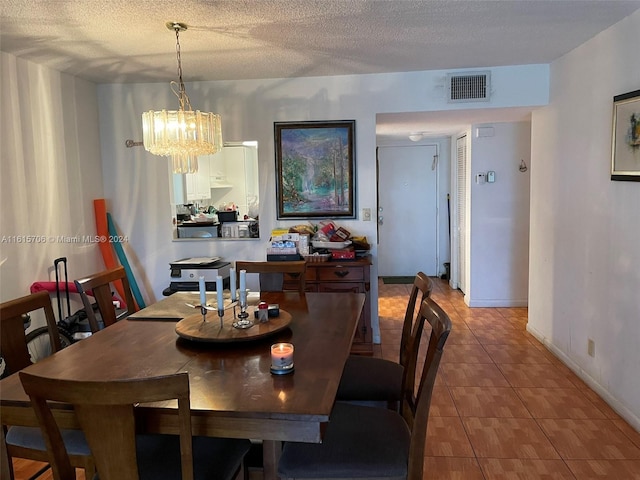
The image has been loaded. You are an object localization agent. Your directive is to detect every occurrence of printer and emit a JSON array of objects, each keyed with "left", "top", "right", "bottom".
[{"left": 163, "top": 257, "right": 232, "bottom": 296}]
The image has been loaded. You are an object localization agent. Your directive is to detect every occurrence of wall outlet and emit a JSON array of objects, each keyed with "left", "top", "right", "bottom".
[
  {"left": 587, "top": 338, "right": 595, "bottom": 357},
  {"left": 362, "top": 208, "right": 371, "bottom": 221}
]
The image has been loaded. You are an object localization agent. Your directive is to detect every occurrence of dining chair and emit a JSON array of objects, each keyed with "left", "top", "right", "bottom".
[
  {"left": 235, "top": 261, "right": 307, "bottom": 294},
  {"left": 74, "top": 265, "right": 137, "bottom": 333},
  {"left": 335, "top": 272, "right": 433, "bottom": 408},
  {"left": 0, "top": 291, "right": 95, "bottom": 480},
  {"left": 19, "top": 371, "right": 252, "bottom": 480},
  {"left": 277, "top": 296, "right": 452, "bottom": 480}
]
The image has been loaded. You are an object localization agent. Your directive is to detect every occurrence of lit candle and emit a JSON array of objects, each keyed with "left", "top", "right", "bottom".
[
  {"left": 239, "top": 269, "right": 247, "bottom": 303},
  {"left": 216, "top": 275, "right": 224, "bottom": 310},
  {"left": 271, "top": 343, "right": 294, "bottom": 368},
  {"left": 230, "top": 268, "right": 236, "bottom": 301},
  {"left": 199, "top": 276, "right": 206, "bottom": 307}
]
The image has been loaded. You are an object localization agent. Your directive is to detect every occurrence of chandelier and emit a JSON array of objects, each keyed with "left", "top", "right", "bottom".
[{"left": 142, "top": 22, "right": 222, "bottom": 174}]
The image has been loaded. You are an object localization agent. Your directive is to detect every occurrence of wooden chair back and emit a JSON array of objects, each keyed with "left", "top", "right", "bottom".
[
  {"left": 0, "top": 291, "right": 60, "bottom": 376},
  {"left": 235, "top": 260, "right": 307, "bottom": 294},
  {"left": 1, "top": 292, "right": 96, "bottom": 480},
  {"left": 401, "top": 297, "right": 452, "bottom": 480},
  {"left": 19, "top": 371, "right": 194, "bottom": 480},
  {"left": 398, "top": 273, "right": 433, "bottom": 393},
  {"left": 74, "top": 266, "right": 137, "bottom": 333}
]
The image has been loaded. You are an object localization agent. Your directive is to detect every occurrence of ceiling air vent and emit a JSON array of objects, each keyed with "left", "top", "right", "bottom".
[{"left": 447, "top": 71, "right": 491, "bottom": 103}]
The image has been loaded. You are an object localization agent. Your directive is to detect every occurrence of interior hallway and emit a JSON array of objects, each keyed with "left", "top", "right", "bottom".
[{"left": 379, "top": 277, "right": 640, "bottom": 479}]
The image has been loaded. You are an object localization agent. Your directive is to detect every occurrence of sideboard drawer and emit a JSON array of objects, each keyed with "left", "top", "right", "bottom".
[{"left": 317, "top": 266, "right": 364, "bottom": 282}]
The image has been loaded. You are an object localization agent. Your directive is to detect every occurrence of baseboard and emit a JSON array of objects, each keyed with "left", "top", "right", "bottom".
[
  {"left": 465, "top": 297, "right": 528, "bottom": 308},
  {"left": 527, "top": 324, "right": 640, "bottom": 433}
]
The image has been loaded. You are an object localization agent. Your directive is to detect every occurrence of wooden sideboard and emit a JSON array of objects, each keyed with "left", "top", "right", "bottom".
[{"left": 284, "top": 256, "right": 372, "bottom": 355}]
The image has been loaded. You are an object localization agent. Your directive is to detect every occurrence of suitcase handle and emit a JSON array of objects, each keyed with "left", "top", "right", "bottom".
[{"left": 54, "top": 257, "right": 71, "bottom": 321}]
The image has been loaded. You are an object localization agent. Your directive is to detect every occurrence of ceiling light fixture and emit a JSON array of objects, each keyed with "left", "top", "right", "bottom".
[
  {"left": 142, "top": 22, "right": 222, "bottom": 174},
  {"left": 408, "top": 132, "right": 425, "bottom": 142}
]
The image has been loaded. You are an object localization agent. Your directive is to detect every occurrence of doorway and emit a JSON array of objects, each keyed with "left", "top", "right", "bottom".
[{"left": 377, "top": 145, "right": 438, "bottom": 277}]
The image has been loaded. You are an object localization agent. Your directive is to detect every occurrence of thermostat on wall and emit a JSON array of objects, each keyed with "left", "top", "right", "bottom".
[{"left": 487, "top": 171, "right": 496, "bottom": 183}]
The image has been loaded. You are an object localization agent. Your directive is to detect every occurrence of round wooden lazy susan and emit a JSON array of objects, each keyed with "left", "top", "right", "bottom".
[{"left": 175, "top": 309, "right": 292, "bottom": 343}]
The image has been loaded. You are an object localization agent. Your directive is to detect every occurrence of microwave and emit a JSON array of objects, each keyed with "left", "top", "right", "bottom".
[{"left": 177, "top": 225, "right": 219, "bottom": 238}]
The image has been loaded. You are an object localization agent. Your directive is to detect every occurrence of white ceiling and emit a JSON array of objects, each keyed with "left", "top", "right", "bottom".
[{"left": 2, "top": 0, "right": 639, "bottom": 139}]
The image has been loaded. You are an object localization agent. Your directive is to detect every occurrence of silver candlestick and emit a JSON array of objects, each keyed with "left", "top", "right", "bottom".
[{"left": 232, "top": 289, "right": 253, "bottom": 329}]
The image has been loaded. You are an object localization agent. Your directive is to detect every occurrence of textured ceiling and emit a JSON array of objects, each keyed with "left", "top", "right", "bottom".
[{"left": 2, "top": 0, "right": 639, "bottom": 138}]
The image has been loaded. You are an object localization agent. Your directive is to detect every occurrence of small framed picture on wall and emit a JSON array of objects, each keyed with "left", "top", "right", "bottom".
[{"left": 611, "top": 89, "right": 640, "bottom": 182}]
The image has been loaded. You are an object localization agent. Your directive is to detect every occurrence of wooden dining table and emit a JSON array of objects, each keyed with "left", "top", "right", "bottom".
[{"left": 0, "top": 291, "right": 365, "bottom": 480}]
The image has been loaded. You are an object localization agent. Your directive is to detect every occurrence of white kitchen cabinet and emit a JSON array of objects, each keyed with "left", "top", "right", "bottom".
[
  {"left": 209, "top": 144, "right": 258, "bottom": 219},
  {"left": 185, "top": 155, "right": 211, "bottom": 201},
  {"left": 209, "top": 150, "right": 233, "bottom": 188},
  {"left": 170, "top": 156, "right": 212, "bottom": 204}
]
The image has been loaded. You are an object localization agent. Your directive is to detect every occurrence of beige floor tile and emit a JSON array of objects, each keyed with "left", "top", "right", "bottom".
[
  {"left": 423, "top": 456, "right": 485, "bottom": 480},
  {"left": 537, "top": 418, "right": 640, "bottom": 460},
  {"left": 441, "top": 362, "right": 511, "bottom": 387},
  {"left": 478, "top": 458, "right": 576, "bottom": 479},
  {"left": 470, "top": 326, "right": 534, "bottom": 345},
  {"left": 497, "top": 363, "right": 577, "bottom": 388},
  {"left": 426, "top": 416, "right": 476, "bottom": 457},
  {"left": 565, "top": 459, "right": 640, "bottom": 479},
  {"left": 462, "top": 417, "right": 560, "bottom": 459},
  {"left": 614, "top": 419, "right": 640, "bottom": 449},
  {"left": 483, "top": 343, "right": 552, "bottom": 364},
  {"left": 443, "top": 343, "right": 493, "bottom": 364},
  {"left": 516, "top": 387, "right": 607, "bottom": 419},
  {"left": 578, "top": 388, "right": 624, "bottom": 420},
  {"left": 430, "top": 384, "right": 460, "bottom": 417},
  {"left": 450, "top": 386, "right": 531, "bottom": 418},
  {"left": 446, "top": 325, "right": 480, "bottom": 345}
]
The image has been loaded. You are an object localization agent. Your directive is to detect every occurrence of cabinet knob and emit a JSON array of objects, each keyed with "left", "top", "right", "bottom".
[{"left": 334, "top": 271, "right": 349, "bottom": 278}]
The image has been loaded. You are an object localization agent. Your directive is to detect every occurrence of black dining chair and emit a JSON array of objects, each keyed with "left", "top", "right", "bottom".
[
  {"left": 20, "top": 371, "right": 252, "bottom": 480},
  {"left": 278, "top": 297, "right": 452, "bottom": 480},
  {"left": 335, "top": 272, "right": 433, "bottom": 409},
  {"left": 0, "top": 291, "right": 95, "bottom": 479}
]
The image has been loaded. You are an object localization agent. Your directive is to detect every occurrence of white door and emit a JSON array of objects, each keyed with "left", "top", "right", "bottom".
[{"left": 377, "top": 145, "right": 438, "bottom": 277}]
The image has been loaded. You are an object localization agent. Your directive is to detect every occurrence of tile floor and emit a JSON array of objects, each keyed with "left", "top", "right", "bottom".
[
  {"left": 12, "top": 278, "right": 640, "bottom": 479},
  {"left": 378, "top": 277, "right": 640, "bottom": 479}
]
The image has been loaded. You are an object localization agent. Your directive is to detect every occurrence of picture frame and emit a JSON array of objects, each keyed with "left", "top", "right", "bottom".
[
  {"left": 611, "top": 89, "right": 640, "bottom": 182},
  {"left": 275, "top": 120, "right": 356, "bottom": 219}
]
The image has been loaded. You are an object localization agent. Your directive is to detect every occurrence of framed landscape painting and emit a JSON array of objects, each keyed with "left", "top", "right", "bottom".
[
  {"left": 275, "top": 120, "right": 356, "bottom": 219},
  {"left": 611, "top": 89, "right": 640, "bottom": 182}
]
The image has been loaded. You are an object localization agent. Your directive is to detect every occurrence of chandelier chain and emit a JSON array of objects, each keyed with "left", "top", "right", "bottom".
[
  {"left": 142, "top": 21, "right": 223, "bottom": 174},
  {"left": 173, "top": 26, "right": 192, "bottom": 111}
]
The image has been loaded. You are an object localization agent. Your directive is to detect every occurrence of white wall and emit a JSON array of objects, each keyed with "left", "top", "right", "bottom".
[
  {"left": 529, "top": 10, "right": 640, "bottom": 428},
  {"left": 467, "top": 121, "right": 531, "bottom": 307},
  {"left": 0, "top": 53, "right": 104, "bottom": 324}
]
